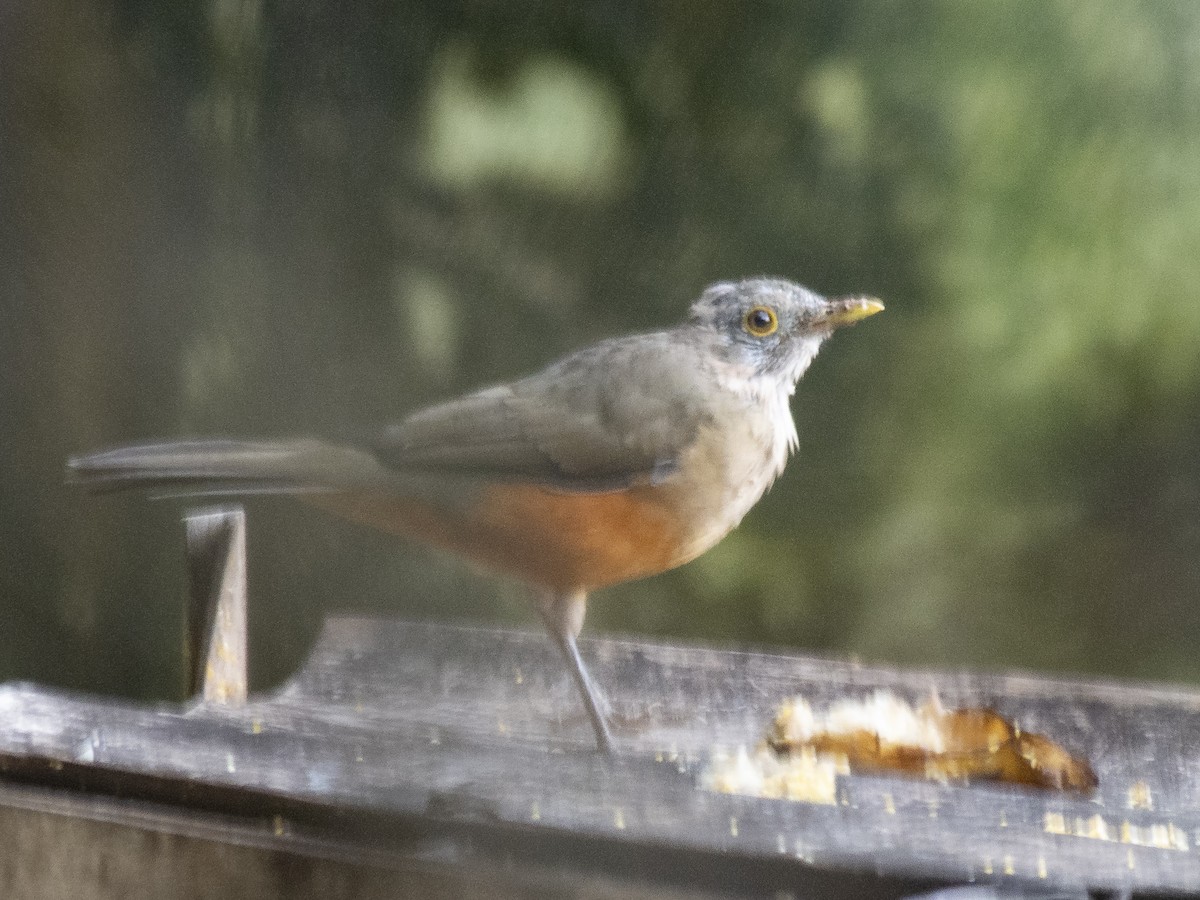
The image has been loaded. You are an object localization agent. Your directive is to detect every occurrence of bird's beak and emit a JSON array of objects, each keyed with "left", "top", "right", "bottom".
[{"left": 819, "top": 296, "right": 885, "bottom": 330}]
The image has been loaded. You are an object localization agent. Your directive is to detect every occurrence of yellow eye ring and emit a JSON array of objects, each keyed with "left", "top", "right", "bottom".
[{"left": 743, "top": 305, "right": 779, "bottom": 337}]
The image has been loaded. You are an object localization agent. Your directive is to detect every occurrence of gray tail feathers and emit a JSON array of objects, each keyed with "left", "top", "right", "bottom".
[{"left": 66, "top": 439, "right": 376, "bottom": 496}]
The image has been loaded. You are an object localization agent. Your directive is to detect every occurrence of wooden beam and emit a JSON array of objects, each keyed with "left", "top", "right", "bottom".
[
  {"left": 183, "top": 506, "right": 247, "bottom": 704},
  {"left": 0, "top": 616, "right": 1197, "bottom": 896}
]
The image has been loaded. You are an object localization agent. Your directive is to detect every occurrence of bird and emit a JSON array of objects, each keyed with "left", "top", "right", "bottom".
[{"left": 68, "top": 278, "right": 883, "bottom": 753}]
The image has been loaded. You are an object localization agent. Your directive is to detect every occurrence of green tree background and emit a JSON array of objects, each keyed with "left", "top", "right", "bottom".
[{"left": 1, "top": 1, "right": 1197, "bottom": 697}]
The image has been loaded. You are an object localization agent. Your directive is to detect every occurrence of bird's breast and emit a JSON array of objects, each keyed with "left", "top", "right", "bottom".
[
  {"left": 657, "top": 379, "right": 796, "bottom": 552},
  {"left": 309, "top": 384, "right": 796, "bottom": 594},
  {"left": 311, "top": 484, "right": 691, "bottom": 593}
]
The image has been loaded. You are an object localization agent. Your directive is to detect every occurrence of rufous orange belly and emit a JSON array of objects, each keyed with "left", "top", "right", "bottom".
[{"left": 309, "top": 483, "right": 691, "bottom": 594}]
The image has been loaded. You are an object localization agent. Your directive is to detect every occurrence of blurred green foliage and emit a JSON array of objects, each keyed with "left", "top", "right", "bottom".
[{"left": 1, "top": 0, "right": 1197, "bottom": 697}]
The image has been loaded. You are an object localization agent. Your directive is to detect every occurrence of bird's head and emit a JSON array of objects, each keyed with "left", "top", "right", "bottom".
[{"left": 689, "top": 278, "right": 884, "bottom": 387}]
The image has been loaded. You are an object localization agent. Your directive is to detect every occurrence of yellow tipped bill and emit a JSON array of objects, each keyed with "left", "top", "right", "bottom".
[{"left": 821, "top": 296, "right": 885, "bottom": 329}]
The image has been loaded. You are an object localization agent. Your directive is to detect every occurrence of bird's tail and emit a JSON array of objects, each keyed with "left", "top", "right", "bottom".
[{"left": 67, "top": 439, "right": 382, "bottom": 496}]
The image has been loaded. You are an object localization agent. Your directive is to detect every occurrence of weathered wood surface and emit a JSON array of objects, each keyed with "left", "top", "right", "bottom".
[
  {"left": 184, "top": 506, "right": 248, "bottom": 704},
  {"left": 2, "top": 616, "right": 1199, "bottom": 897}
]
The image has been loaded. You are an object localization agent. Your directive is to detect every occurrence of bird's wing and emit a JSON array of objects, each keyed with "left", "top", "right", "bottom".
[{"left": 372, "top": 331, "right": 715, "bottom": 492}]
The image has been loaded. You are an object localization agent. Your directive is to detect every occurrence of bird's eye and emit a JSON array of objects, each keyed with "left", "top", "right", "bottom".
[{"left": 743, "top": 305, "right": 778, "bottom": 337}]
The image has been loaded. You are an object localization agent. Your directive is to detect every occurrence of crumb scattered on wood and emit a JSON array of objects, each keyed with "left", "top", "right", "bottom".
[{"left": 704, "top": 691, "right": 1097, "bottom": 801}]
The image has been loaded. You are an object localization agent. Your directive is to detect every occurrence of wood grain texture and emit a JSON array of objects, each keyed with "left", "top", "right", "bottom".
[
  {"left": 184, "top": 506, "right": 247, "bottom": 704},
  {"left": 1, "top": 618, "right": 1199, "bottom": 897}
]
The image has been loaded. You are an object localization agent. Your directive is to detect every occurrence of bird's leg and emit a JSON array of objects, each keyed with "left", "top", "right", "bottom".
[{"left": 536, "top": 589, "right": 615, "bottom": 754}]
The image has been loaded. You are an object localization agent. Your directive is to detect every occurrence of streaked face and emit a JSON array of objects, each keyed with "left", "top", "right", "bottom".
[{"left": 689, "top": 278, "right": 883, "bottom": 384}]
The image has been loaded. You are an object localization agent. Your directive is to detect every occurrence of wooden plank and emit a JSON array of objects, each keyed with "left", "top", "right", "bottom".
[
  {"left": 183, "top": 506, "right": 248, "bottom": 704},
  {"left": 1, "top": 617, "right": 1198, "bottom": 896},
  {"left": 0, "top": 779, "right": 767, "bottom": 900}
]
